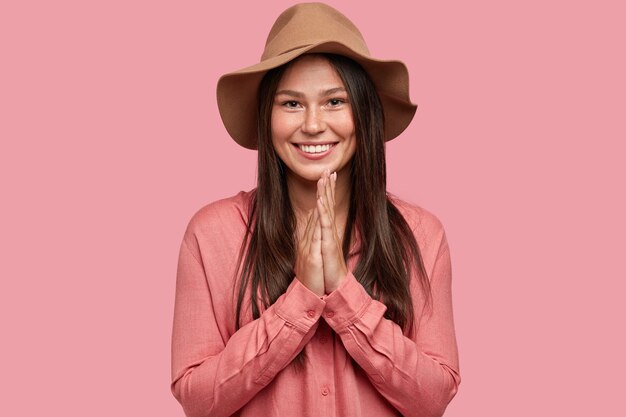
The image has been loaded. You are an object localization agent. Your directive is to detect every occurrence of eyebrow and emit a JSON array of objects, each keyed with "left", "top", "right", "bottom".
[{"left": 275, "top": 87, "right": 347, "bottom": 98}]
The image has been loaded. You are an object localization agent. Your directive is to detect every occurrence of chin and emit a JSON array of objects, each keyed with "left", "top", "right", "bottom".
[
  {"left": 299, "top": 169, "right": 327, "bottom": 182},
  {"left": 288, "top": 165, "right": 334, "bottom": 183}
]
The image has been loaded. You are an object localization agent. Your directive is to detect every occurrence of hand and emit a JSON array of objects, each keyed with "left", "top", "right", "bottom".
[
  {"left": 294, "top": 206, "right": 325, "bottom": 297},
  {"left": 317, "top": 169, "right": 348, "bottom": 294}
]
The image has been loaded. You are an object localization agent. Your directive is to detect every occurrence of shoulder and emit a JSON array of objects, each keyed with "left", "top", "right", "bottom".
[
  {"left": 182, "top": 189, "right": 255, "bottom": 247},
  {"left": 388, "top": 192, "right": 445, "bottom": 236},
  {"left": 387, "top": 192, "right": 449, "bottom": 258}
]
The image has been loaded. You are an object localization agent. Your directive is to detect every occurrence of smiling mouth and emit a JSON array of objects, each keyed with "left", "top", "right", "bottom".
[{"left": 294, "top": 143, "right": 338, "bottom": 154}]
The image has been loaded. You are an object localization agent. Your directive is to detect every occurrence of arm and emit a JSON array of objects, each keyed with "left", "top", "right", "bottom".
[
  {"left": 170, "top": 235, "right": 325, "bottom": 417},
  {"left": 322, "top": 231, "right": 461, "bottom": 417}
]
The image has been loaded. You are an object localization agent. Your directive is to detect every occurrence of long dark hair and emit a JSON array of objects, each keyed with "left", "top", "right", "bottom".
[{"left": 234, "top": 53, "right": 432, "bottom": 367}]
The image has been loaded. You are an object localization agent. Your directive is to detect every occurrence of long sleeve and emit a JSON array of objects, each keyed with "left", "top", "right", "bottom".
[
  {"left": 322, "top": 230, "right": 461, "bottom": 417},
  {"left": 170, "top": 234, "right": 326, "bottom": 417}
]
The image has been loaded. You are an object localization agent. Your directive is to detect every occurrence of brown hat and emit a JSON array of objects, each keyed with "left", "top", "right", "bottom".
[{"left": 216, "top": 2, "right": 417, "bottom": 150}]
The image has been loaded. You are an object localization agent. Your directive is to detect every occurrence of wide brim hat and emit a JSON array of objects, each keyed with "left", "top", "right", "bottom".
[{"left": 216, "top": 2, "right": 417, "bottom": 150}]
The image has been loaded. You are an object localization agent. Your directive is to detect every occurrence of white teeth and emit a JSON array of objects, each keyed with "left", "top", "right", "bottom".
[{"left": 298, "top": 144, "right": 332, "bottom": 154}]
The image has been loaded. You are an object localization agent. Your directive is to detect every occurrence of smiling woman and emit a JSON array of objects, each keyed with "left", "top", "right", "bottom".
[
  {"left": 270, "top": 55, "right": 357, "bottom": 185},
  {"left": 171, "top": 3, "right": 461, "bottom": 417}
]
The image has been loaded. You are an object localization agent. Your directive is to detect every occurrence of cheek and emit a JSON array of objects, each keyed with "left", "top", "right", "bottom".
[
  {"left": 342, "top": 113, "right": 357, "bottom": 158},
  {"left": 336, "top": 122, "right": 357, "bottom": 162},
  {"left": 271, "top": 112, "right": 297, "bottom": 144},
  {"left": 270, "top": 123, "right": 286, "bottom": 159},
  {"left": 337, "top": 110, "right": 356, "bottom": 136},
  {"left": 346, "top": 137, "right": 357, "bottom": 160}
]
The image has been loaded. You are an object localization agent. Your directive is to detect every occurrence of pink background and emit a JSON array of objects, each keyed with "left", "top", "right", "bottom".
[{"left": 1, "top": 0, "right": 624, "bottom": 415}]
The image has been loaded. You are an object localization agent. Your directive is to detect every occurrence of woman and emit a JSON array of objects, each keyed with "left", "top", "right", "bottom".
[{"left": 171, "top": 3, "right": 461, "bottom": 417}]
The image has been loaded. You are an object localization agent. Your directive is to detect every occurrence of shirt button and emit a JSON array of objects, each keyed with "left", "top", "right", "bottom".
[
  {"left": 326, "top": 311, "right": 334, "bottom": 318},
  {"left": 307, "top": 310, "right": 315, "bottom": 318},
  {"left": 321, "top": 387, "right": 329, "bottom": 396},
  {"left": 319, "top": 336, "right": 327, "bottom": 344}
]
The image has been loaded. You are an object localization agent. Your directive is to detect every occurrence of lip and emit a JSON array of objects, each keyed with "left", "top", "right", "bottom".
[{"left": 292, "top": 142, "right": 337, "bottom": 160}]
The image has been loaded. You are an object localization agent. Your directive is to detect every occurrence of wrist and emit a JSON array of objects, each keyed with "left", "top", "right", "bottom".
[{"left": 324, "top": 268, "right": 348, "bottom": 294}]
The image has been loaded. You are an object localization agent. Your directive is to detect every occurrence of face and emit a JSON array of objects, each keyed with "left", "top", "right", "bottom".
[{"left": 271, "top": 54, "right": 357, "bottom": 183}]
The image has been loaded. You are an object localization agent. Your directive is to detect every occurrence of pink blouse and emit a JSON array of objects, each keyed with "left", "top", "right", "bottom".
[{"left": 170, "top": 190, "right": 461, "bottom": 417}]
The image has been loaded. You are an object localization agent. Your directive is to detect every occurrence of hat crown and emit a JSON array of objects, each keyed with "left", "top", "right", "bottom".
[{"left": 261, "top": 2, "right": 370, "bottom": 60}]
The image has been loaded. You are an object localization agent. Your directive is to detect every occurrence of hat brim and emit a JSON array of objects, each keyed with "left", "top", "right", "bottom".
[{"left": 216, "top": 41, "right": 417, "bottom": 150}]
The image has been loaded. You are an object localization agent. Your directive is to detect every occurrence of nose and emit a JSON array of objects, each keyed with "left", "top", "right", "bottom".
[{"left": 301, "top": 107, "right": 326, "bottom": 135}]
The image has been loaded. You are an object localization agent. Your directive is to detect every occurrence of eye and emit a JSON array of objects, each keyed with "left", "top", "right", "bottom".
[
  {"left": 328, "top": 98, "right": 346, "bottom": 107},
  {"left": 282, "top": 100, "right": 301, "bottom": 108}
]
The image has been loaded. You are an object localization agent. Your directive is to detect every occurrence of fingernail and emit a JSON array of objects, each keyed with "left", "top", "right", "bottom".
[{"left": 332, "top": 172, "right": 337, "bottom": 181}]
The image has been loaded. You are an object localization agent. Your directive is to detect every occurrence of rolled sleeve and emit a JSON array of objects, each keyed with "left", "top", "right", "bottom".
[
  {"left": 275, "top": 277, "right": 326, "bottom": 332},
  {"left": 322, "top": 271, "right": 373, "bottom": 332}
]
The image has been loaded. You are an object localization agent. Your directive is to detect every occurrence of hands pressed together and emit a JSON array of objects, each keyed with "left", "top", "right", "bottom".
[{"left": 294, "top": 169, "right": 349, "bottom": 297}]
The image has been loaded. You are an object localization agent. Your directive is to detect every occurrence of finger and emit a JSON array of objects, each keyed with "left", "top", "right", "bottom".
[
  {"left": 323, "top": 168, "right": 331, "bottom": 190},
  {"left": 321, "top": 188, "right": 344, "bottom": 246},
  {"left": 321, "top": 173, "right": 336, "bottom": 225},
  {"left": 300, "top": 208, "right": 316, "bottom": 252},
  {"left": 318, "top": 196, "right": 344, "bottom": 270},
  {"left": 317, "top": 195, "right": 333, "bottom": 239},
  {"left": 307, "top": 206, "right": 320, "bottom": 240},
  {"left": 324, "top": 171, "right": 335, "bottom": 222},
  {"left": 317, "top": 174, "right": 325, "bottom": 198},
  {"left": 329, "top": 170, "right": 336, "bottom": 214},
  {"left": 318, "top": 170, "right": 331, "bottom": 211},
  {"left": 330, "top": 171, "right": 337, "bottom": 207},
  {"left": 310, "top": 209, "right": 321, "bottom": 256}
]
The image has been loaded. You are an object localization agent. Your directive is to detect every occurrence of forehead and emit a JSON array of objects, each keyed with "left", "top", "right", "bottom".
[{"left": 277, "top": 55, "right": 345, "bottom": 90}]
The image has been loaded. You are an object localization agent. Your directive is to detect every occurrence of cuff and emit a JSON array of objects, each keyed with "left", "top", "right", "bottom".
[
  {"left": 275, "top": 278, "right": 326, "bottom": 332},
  {"left": 322, "top": 271, "right": 372, "bottom": 332}
]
